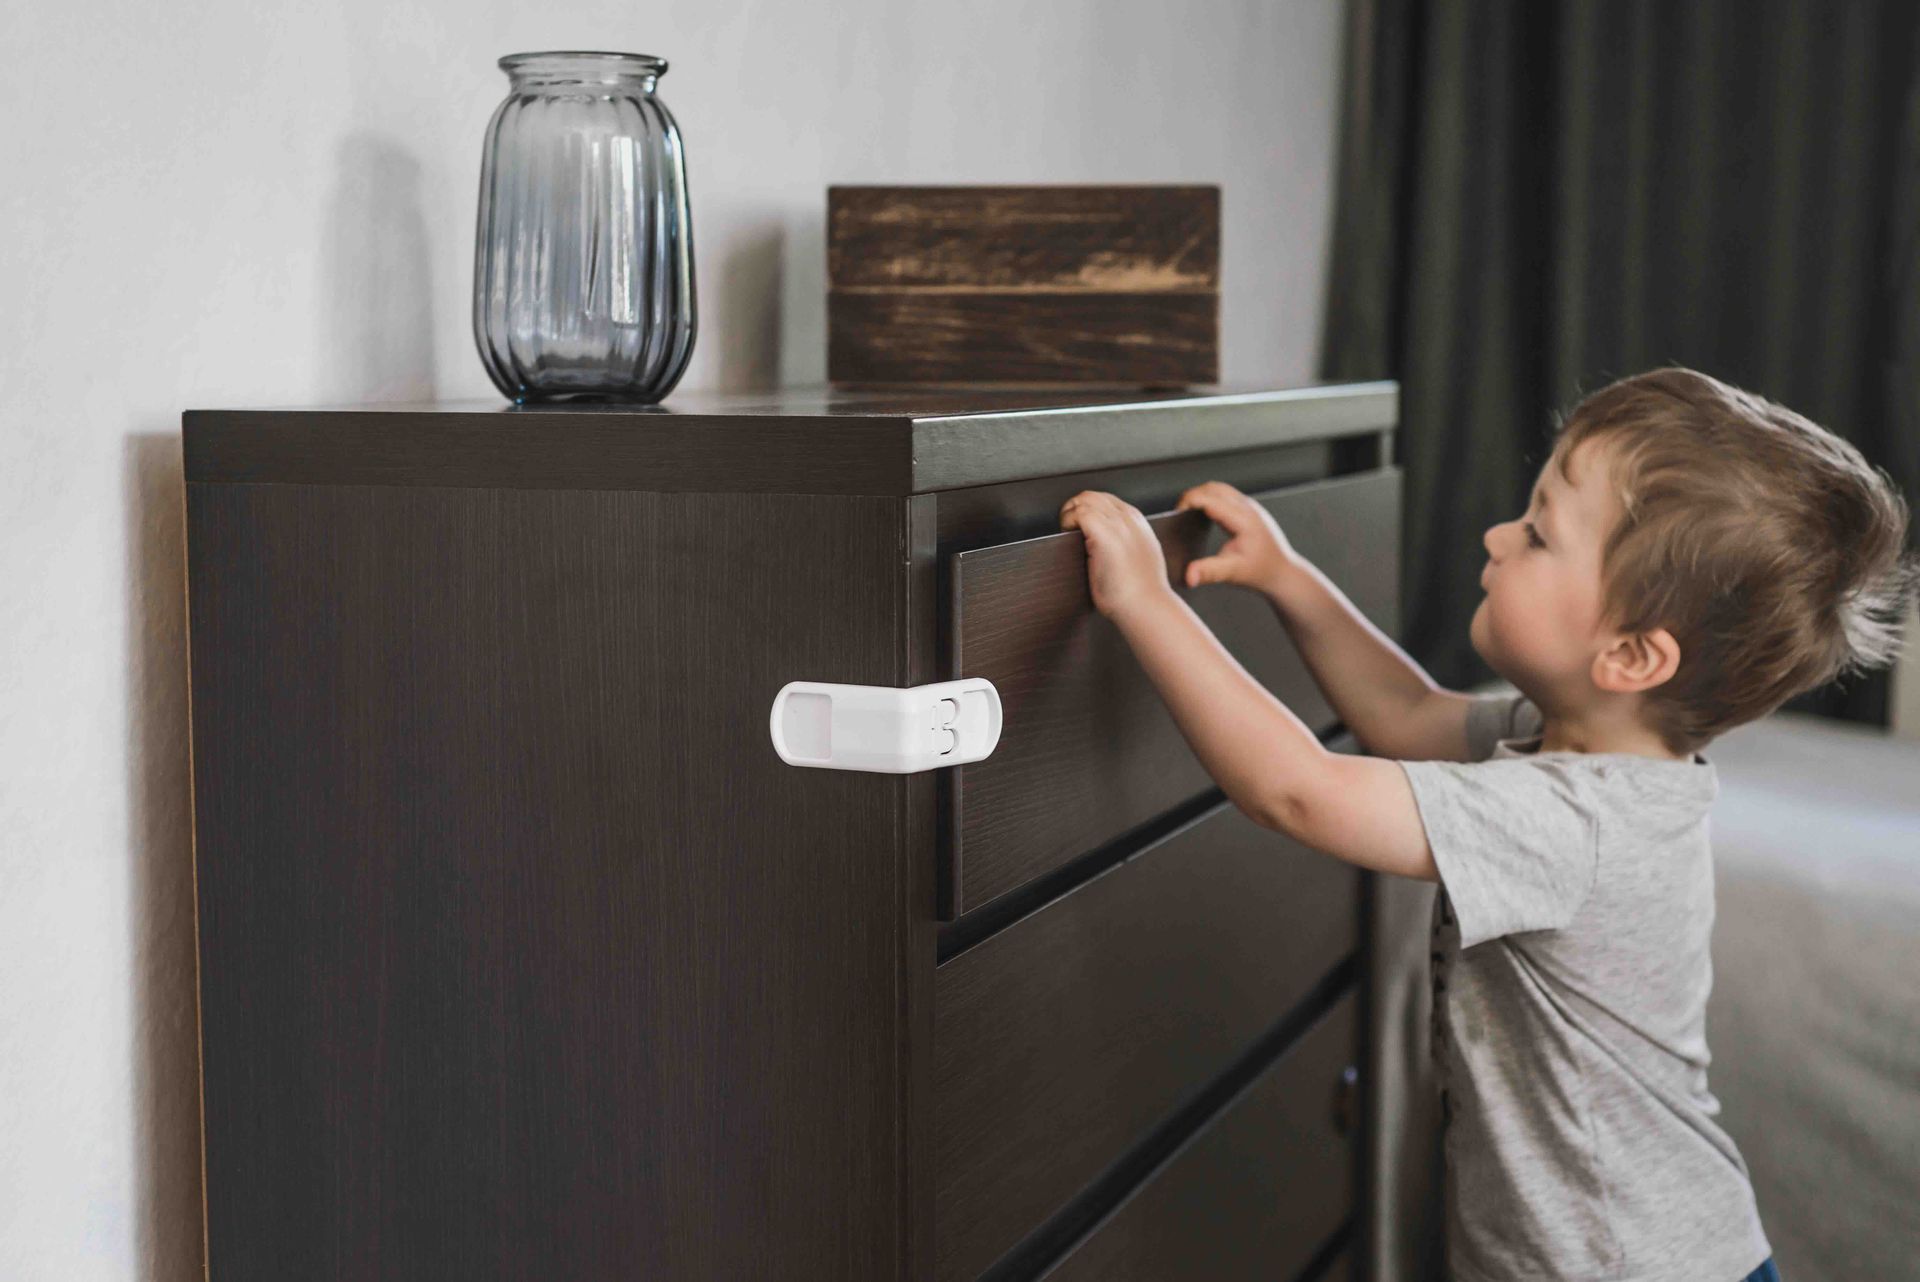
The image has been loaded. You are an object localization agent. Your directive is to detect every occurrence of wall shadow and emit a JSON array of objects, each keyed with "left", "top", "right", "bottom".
[
  {"left": 123, "top": 128, "right": 446, "bottom": 1280},
  {"left": 779, "top": 203, "right": 827, "bottom": 387},
  {"left": 320, "top": 131, "right": 440, "bottom": 401},
  {"left": 123, "top": 431, "right": 204, "bottom": 1282},
  {"left": 712, "top": 214, "right": 785, "bottom": 391}
]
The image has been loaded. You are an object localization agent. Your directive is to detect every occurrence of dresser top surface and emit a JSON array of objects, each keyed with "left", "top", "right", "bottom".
[{"left": 183, "top": 380, "right": 1398, "bottom": 495}]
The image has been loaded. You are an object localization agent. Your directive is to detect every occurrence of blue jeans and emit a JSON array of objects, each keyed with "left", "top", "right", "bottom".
[{"left": 1743, "top": 1259, "right": 1781, "bottom": 1282}]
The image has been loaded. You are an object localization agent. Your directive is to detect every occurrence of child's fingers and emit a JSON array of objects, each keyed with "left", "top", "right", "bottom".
[
  {"left": 1177, "top": 480, "right": 1245, "bottom": 508},
  {"left": 1177, "top": 482, "right": 1253, "bottom": 532},
  {"left": 1061, "top": 498, "right": 1112, "bottom": 546},
  {"left": 1060, "top": 490, "right": 1134, "bottom": 534},
  {"left": 1175, "top": 482, "right": 1216, "bottom": 513},
  {"left": 1186, "top": 550, "right": 1245, "bottom": 588}
]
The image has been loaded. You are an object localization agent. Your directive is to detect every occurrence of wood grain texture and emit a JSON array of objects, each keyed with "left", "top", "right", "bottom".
[
  {"left": 828, "top": 186, "right": 1219, "bottom": 291},
  {"left": 182, "top": 387, "right": 1400, "bottom": 1282},
  {"left": 901, "top": 493, "right": 944, "bottom": 1282},
  {"left": 929, "top": 441, "right": 1333, "bottom": 563},
  {"left": 1040, "top": 993, "right": 1358, "bottom": 1282},
  {"left": 828, "top": 291, "right": 1217, "bottom": 385},
  {"left": 931, "top": 806, "right": 1359, "bottom": 1282},
  {"left": 827, "top": 186, "right": 1219, "bottom": 385},
  {"left": 184, "top": 406, "right": 915, "bottom": 493},
  {"left": 947, "top": 469, "right": 1402, "bottom": 918},
  {"left": 187, "top": 482, "right": 913, "bottom": 1280},
  {"left": 182, "top": 383, "right": 1399, "bottom": 495}
]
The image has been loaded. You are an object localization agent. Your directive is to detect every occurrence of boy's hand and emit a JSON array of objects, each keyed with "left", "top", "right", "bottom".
[
  {"left": 1059, "top": 491, "right": 1177, "bottom": 622},
  {"left": 1176, "top": 481, "right": 1301, "bottom": 594}
]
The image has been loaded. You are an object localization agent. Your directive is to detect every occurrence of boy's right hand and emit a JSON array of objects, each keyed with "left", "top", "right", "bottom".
[{"left": 1176, "top": 481, "right": 1303, "bottom": 595}]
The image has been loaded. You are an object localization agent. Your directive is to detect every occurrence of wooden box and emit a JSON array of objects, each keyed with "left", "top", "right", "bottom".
[{"left": 827, "top": 185, "right": 1220, "bottom": 387}]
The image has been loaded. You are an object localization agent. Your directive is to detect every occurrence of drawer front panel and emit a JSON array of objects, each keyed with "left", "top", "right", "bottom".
[
  {"left": 932, "top": 805, "right": 1359, "bottom": 1282},
  {"left": 1043, "top": 991, "right": 1359, "bottom": 1282},
  {"left": 948, "top": 468, "right": 1400, "bottom": 918}
]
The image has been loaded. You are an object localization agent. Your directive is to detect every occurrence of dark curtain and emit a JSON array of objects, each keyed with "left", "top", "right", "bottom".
[{"left": 1322, "top": 0, "right": 1920, "bottom": 727}]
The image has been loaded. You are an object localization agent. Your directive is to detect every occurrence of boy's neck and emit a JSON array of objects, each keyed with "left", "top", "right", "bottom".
[{"left": 1535, "top": 708, "right": 1691, "bottom": 761}]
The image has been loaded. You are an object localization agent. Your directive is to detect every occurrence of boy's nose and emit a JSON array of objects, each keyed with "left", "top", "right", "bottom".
[{"left": 1483, "top": 524, "right": 1502, "bottom": 560}]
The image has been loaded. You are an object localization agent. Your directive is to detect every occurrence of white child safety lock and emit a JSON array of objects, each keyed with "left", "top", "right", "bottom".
[{"left": 769, "top": 678, "right": 1003, "bottom": 774}]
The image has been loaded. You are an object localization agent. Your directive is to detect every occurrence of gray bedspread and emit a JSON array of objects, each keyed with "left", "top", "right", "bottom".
[{"left": 1703, "top": 713, "right": 1920, "bottom": 1281}]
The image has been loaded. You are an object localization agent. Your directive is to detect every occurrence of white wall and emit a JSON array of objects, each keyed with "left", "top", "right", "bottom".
[{"left": 0, "top": 1, "right": 1345, "bottom": 1276}]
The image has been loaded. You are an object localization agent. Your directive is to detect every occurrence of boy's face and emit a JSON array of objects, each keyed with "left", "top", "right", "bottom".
[{"left": 1469, "top": 438, "right": 1627, "bottom": 706}]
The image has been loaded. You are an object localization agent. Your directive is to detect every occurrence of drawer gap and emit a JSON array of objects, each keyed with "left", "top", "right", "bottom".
[
  {"left": 938, "top": 718, "right": 1351, "bottom": 964},
  {"left": 1329, "top": 428, "right": 1391, "bottom": 476},
  {"left": 937, "top": 789, "right": 1227, "bottom": 964},
  {"left": 976, "top": 954, "right": 1359, "bottom": 1282}
]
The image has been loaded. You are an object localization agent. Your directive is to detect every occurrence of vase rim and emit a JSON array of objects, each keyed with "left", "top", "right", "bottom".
[{"left": 499, "top": 51, "right": 668, "bottom": 81}]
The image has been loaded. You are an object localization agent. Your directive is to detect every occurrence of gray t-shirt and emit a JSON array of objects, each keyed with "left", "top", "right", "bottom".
[{"left": 1397, "top": 691, "right": 1772, "bottom": 1282}]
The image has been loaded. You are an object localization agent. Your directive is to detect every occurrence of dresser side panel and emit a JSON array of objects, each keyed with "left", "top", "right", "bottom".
[{"left": 186, "top": 482, "right": 910, "bottom": 1280}]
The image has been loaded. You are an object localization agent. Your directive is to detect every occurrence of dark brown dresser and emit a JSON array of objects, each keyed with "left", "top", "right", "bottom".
[{"left": 182, "top": 381, "right": 1401, "bottom": 1281}]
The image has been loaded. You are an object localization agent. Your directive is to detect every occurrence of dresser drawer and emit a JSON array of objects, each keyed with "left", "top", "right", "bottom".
[
  {"left": 1041, "top": 990, "right": 1359, "bottom": 1282},
  {"left": 931, "top": 804, "right": 1360, "bottom": 1282},
  {"left": 947, "top": 468, "right": 1400, "bottom": 918}
]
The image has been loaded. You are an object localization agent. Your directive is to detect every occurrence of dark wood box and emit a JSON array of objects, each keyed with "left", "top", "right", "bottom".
[{"left": 827, "top": 185, "right": 1221, "bottom": 387}]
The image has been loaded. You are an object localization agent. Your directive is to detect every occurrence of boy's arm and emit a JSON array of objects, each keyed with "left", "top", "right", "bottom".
[
  {"left": 1110, "top": 587, "right": 1438, "bottom": 882},
  {"left": 1262, "top": 556, "right": 1477, "bottom": 762},
  {"left": 1175, "top": 481, "right": 1476, "bottom": 763}
]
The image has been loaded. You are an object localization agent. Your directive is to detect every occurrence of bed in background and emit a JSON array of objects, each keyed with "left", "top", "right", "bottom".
[
  {"left": 1703, "top": 711, "right": 1920, "bottom": 1280},
  {"left": 1367, "top": 704, "right": 1920, "bottom": 1282}
]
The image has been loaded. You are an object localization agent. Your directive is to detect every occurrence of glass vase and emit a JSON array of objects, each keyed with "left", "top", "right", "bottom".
[{"left": 473, "top": 51, "right": 697, "bottom": 403}]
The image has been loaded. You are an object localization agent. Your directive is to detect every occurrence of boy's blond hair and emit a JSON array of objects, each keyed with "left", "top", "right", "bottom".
[{"left": 1548, "top": 367, "right": 1920, "bottom": 754}]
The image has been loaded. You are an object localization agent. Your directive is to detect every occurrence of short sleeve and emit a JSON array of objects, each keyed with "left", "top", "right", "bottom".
[
  {"left": 1464, "top": 690, "right": 1545, "bottom": 762},
  {"left": 1396, "top": 756, "right": 1598, "bottom": 948}
]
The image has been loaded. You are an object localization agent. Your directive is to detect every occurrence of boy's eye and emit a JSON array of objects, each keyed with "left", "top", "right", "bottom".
[{"left": 1524, "top": 522, "right": 1546, "bottom": 549}]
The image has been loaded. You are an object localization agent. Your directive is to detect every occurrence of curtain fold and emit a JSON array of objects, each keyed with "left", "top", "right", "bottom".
[{"left": 1323, "top": 0, "right": 1920, "bottom": 727}]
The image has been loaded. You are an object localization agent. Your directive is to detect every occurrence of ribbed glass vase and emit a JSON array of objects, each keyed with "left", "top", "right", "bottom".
[{"left": 473, "top": 51, "right": 697, "bottom": 403}]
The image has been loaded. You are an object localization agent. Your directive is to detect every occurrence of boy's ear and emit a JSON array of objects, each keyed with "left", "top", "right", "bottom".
[{"left": 1592, "top": 626, "right": 1681, "bottom": 695}]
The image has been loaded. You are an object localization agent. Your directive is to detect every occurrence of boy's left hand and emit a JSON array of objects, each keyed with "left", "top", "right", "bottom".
[{"left": 1060, "top": 491, "right": 1177, "bottom": 622}]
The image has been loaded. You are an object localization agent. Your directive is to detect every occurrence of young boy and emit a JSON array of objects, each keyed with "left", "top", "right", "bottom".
[{"left": 1059, "top": 367, "right": 1918, "bottom": 1282}]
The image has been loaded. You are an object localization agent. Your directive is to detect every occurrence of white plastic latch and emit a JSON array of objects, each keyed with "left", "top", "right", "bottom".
[{"left": 769, "top": 678, "right": 1003, "bottom": 773}]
